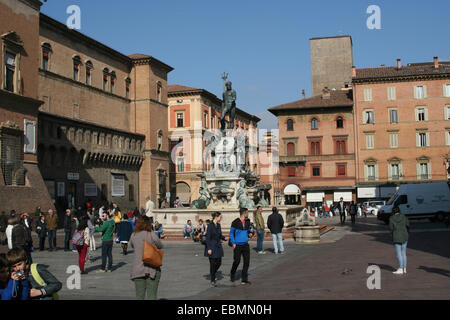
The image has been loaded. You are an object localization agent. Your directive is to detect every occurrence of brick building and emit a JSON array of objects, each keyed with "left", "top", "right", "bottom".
[
  {"left": 352, "top": 57, "right": 450, "bottom": 200},
  {"left": 36, "top": 13, "right": 173, "bottom": 213},
  {"left": 167, "top": 84, "right": 260, "bottom": 205},
  {"left": 0, "top": 0, "right": 54, "bottom": 214},
  {"left": 269, "top": 89, "right": 356, "bottom": 206}
]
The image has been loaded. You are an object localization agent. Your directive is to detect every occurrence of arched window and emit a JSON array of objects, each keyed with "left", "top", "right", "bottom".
[
  {"left": 336, "top": 116, "right": 344, "bottom": 128},
  {"left": 157, "top": 82, "right": 162, "bottom": 102},
  {"left": 42, "top": 43, "right": 52, "bottom": 71},
  {"left": 287, "top": 142, "right": 295, "bottom": 156},
  {"left": 311, "top": 118, "right": 318, "bottom": 130},
  {"left": 73, "top": 55, "right": 81, "bottom": 81},
  {"left": 157, "top": 130, "right": 163, "bottom": 151},
  {"left": 110, "top": 71, "right": 116, "bottom": 93},
  {"left": 103, "top": 68, "right": 109, "bottom": 91},
  {"left": 287, "top": 119, "right": 294, "bottom": 131},
  {"left": 125, "top": 77, "right": 131, "bottom": 99},
  {"left": 85, "top": 61, "right": 93, "bottom": 85}
]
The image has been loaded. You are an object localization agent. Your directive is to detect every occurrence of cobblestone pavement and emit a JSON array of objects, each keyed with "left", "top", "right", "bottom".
[{"left": 1, "top": 216, "right": 449, "bottom": 300}]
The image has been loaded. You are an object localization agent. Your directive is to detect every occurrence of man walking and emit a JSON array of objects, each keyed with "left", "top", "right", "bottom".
[
  {"left": 349, "top": 201, "right": 357, "bottom": 225},
  {"left": 95, "top": 211, "right": 115, "bottom": 273},
  {"left": 63, "top": 209, "right": 72, "bottom": 252},
  {"left": 46, "top": 209, "right": 58, "bottom": 251},
  {"left": 229, "top": 208, "right": 254, "bottom": 285},
  {"left": 253, "top": 206, "right": 266, "bottom": 254},
  {"left": 267, "top": 207, "right": 285, "bottom": 254},
  {"left": 336, "top": 197, "right": 347, "bottom": 225}
]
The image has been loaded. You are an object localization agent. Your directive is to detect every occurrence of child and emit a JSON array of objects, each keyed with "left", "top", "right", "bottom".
[{"left": 5, "top": 247, "right": 62, "bottom": 300}]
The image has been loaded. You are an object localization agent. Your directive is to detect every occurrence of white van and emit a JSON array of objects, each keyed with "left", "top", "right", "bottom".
[{"left": 378, "top": 182, "right": 450, "bottom": 223}]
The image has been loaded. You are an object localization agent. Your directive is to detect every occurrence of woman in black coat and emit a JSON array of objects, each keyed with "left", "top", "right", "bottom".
[{"left": 204, "top": 212, "right": 227, "bottom": 287}]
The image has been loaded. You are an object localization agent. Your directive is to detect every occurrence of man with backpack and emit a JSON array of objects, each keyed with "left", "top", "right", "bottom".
[{"left": 229, "top": 208, "right": 254, "bottom": 285}]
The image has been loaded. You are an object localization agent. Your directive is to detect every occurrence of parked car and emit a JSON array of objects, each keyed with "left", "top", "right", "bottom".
[
  {"left": 378, "top": 182, "right": 450, "bottom": 224},
  {"left": 363, "top": 200, "right": 386, "bottom": 216}
]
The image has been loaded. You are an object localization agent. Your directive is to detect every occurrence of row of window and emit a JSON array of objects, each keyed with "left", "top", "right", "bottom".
[
  {"left": 365, "top": 131, "right": 450, "bottom": 149},
  {"left": 363, "top": 106, "right": 450, "bottom": 124},
  {"left": 363, "top": 84, "right": 450, "bottom": 102},
  {"left": 176, "top": 111, "right": 249, "bottom": 130},
  {"left": 364, "top": 162, "right": 431, "bottom": 181},
  {"left": 287, "top": 164, "right": 347, "bottom": 177},
  {"left": 286, "top": 117, "right": 344, "bottom": 131},
  {"left": 41, "top": 43, "right": 164, "bottom": 102},
  {"left": 286, "top": 139, "right": 347, "bottom": 156}
]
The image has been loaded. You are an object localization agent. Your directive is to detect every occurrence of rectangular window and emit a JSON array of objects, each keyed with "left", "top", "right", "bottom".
[
  {"left": 446, "top": 131, "right": 450, "bottom": 146},
  {"left": 419, "top": 163, "right": 429, "bottom": 180},
  {"left": 366, "top": 135, "right": 374, "bottom": 149},
  {"left": 445, "top": 84, "right": 450, "bottom": 97},
  {"left": 85, "top": 69, "right": 91, "bottom": 85},
  {"left": 446, "top": 106, "right": 450, "bottom": 120},
  {"left": 288, "top": 167, "right": 296, "bottom": 177},
  {"left": 204, "top": 112, "right": 208, "bottom": 128},
  {"left": 177, "top": 113, "right": 184, "bottom": 127},
  {"left": 24, "top": 120, "right": 36, "bottom": 154},
  {"left": 389, "top": 109, "right": 398, "bottom": 123},
  {"left": 364, "top": 88, "right": 372, "bottom": 101},
  {"left": 337, "top": 164, "right": 346, "bottom": 176},
  {"left": 391, "top": 164, "right": 400, "bottom": 180},
  {"left": 310, "top": 141, "right": 321, "bottom": 155},
  {"left": 336, "top": 140, "right": 346, "bottom": 155},
  {"left": 312, "top": 166, "right": 321, "bottom": 177},
  {"left": 364, "top": 111, "right": 374, "bottom": 124},
  {"left": 416, "top": 108, "right": 426, "bottom": 121},
  {"left": 84, "top": 183, "right": 98, "bottom": 197},
  {"left": 389, "top": 133, "right": 398, "bottom": 148},
  {"left": 177, "top": 158, "right": 184, "bottom": 172},
  {"left": 417, "top": 132, "right": 428, "bottom": 147},
  {"left": 111, "top": 174, "right": 125, "bottom": 197},
  {"left": 367, "top": 165, "right": 376, "bottom": 180},
  {"left": 414, "top": 86, "right": 426, "bottom": 99},
  {"left": 388, "top": 87, "right": 396, "bottom": 100},
  {"left": 5, "top": 52, "right": 16, "bottom": 92},
  {"left": 73, "top": 64, "right": 79, "bottom": 81}
]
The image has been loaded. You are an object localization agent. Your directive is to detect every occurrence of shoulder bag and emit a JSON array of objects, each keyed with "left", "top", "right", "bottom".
[{"left": 142, "top": 231, "right": 163, "bottom": 268}]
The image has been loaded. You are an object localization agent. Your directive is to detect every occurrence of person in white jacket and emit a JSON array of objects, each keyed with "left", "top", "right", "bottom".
[{"left": 5, "top": 217, "right": 16, "bottom": 250}]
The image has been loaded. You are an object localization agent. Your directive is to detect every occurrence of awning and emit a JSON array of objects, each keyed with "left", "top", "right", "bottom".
[
  {"left": 284, "top": 184, "right": 301, "bottom": 195},
  {"left": 334, "top": 191, "right": 352, "bottom": 202},
  {"left": 357, "top": 187, "right": 377, "bottom": 198},
  {"left": 306, "top": 192, "right": 324, "bottom": 202}
]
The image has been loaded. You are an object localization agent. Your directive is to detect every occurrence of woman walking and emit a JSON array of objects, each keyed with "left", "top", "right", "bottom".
[
  {"left": 36, "top": 215, "right": 47, "bottom": 251},
  {"left": 389, "top": 207, "right": 410, "bottom": 275},
  {"left": 205, "top": 212, "right": 226, "bottom": 287},
  {"left": 129, "top": 216, "right": 163, "bottom": 300},
  {"left": 74, "top": 218, "right": 90, "bottom": 274}
]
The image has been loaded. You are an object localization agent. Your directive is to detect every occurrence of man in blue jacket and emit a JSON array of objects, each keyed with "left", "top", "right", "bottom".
[{"left": 229, "top": 207, "right": 254, "bottom": 285}]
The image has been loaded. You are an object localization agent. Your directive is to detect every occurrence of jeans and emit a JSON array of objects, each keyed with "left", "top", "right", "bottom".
[
  {"left": 394, "top": 242, "right": 408, "bottom": 269},
  {"left": 183, "top": 230, "right": 193, "bottom": 239},
  {"left": 209, "top": 258, "right": 222, "bottom": 283},
  {"left": 230, "top": 243, "right": 250, "bottom": 282},
  {"left": 134, "top": 270, "right": 161, "bottom": 300},
  {"left": 256, "top": 229, "right": 265, "bottom": 252},
  {"left": 350, "top": 214, "right": 356, "bottom": 224},
  {"left": 39, "top": 236, "right": 46, "bottom": 250},
  {"left": 101, "top": 241, "right": 113, "bottom": 270},
  {"left": 48, "top": 230, "right": 57, "bottom": 249},
  {"left": 272, "top": 233, "right": 284, "bottom": 253},
  {"left": 340, "top": 213, "right": 346, "bottom": 224},
  {"left": 64, "top": 231, "right": 72, "bottom": 250}
]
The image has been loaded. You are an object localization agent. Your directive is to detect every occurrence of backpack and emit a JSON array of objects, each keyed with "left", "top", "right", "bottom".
[
  {"left": 30, "top": 263, "right": 59, "bottom": 300},
  {"left": 72, "top": 230, "right": 85, "bottom": 246}
]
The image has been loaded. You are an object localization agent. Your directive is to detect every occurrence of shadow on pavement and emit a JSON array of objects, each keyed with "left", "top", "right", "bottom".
[
  {"left": 418, "top": 266, "right": 450, "bottom": 278},
  {"left": 368, "top": 262, "right": 396, "bottom": 272}
]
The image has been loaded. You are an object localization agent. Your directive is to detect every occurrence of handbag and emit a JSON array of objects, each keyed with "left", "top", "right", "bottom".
[{"left": 142, "top": 231, "right": 163, "bottom": 268}]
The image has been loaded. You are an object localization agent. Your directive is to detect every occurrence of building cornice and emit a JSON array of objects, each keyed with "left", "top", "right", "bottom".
[
  {"left": 18, "top": 0, "right": 42, "bottom": 11},
  {"left": 352, "top": 72, "right": 450, "bottom": 84}
]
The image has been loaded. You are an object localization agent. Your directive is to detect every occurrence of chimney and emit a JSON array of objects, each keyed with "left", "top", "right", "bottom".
[
  {"left": 322, "top": 87, "right": 331, "bottom": 100},
  {"left": 397, "top": 58, "right": 402, "bottom": 69},
  {"left": 434, "top": 56, "right": 439, "bottom": 69},
  {"left": 352, "top": 66, "right": 356, "bottom": 78},
  {"left": 302, "top": 89, "right": 306, "bottom": 99}
]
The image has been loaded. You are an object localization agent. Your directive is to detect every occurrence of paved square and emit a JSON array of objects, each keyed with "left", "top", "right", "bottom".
[{"left": 2, "top": 216, "right": 449, "bottom": 300}]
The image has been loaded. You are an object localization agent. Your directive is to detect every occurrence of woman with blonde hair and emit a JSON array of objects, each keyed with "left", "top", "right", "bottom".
[{"left": 129, "top": 216, "right": 163, "bottom": 300}]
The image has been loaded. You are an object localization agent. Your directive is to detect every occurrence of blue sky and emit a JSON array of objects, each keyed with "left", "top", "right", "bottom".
[{"left": 41, "top": 0, "right": 450, "bottom": 130}]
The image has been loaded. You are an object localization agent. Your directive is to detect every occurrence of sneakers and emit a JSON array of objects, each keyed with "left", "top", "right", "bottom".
[
  {"left": 280, "top": 251, "right": 285, "bottom": 254},
  {"left": 257, "top": 251, "right": 266, "bottom": 254},
  {"left": 274, "top": 251, "right": 278, "bottom": 255},
  {"left": 392, "top": 268, "right": 404, "bottom": 275},
  {"left": 403, "top": 268, "right": 407, "bottom": 274},
  {"left": 241, "top": 281, "right": 251, "bottom": 285},
  {"left": 96, "top": 269, "right": 106, "bottom": 274}
]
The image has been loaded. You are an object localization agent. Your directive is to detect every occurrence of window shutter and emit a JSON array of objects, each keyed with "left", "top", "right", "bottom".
[
  {"left": 428, "top": 162, "right": 432, "bottom": 179},
  {"left": 24, "top": 120, "right": 36, "bottom": 153},
  {"left": 364, "top": 165, "right": 368, "bottom": 180},
  {"left": 414, "top": 87, "right": 418, "bottom": 99},
  {"left": 424, "top": 108, "right": 428, "bottom": 121},
  {"left": 426, "top": 132, "right": 430, "bottom": 146},
  {"left": 416, "top": 133, "right": 420, "bottom": 147},
  {"left": 416, "top": 163, "right": 420, "bottom": 179},
  {"left": 415, "top": 109, "right": 418, "bottom": 121},
  {"left": 388, "top": 164, "right": 392, "bottom": 180},
  {"left": 363, "top": 111, "right": 368, "bottom": 124},
  {"left": 423, "top": 85, "right": 427, "bottom": 98}
]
